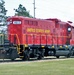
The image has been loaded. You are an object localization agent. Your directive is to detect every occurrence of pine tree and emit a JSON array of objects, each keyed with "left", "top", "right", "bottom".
[
  {"left": 0, "top": 0, "right": 7, "bottom": 26},
  {"left": 14, "top": 4, "right": 33, "bottom": 18}
]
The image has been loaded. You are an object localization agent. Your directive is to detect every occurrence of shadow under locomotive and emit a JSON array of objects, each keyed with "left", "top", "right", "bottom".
[{"left": 0, "top": 56, "right": 70, "bottom": 63}]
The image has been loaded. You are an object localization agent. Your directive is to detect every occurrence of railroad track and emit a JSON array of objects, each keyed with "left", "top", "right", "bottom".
[{"left": 0, "top": 56, "right": 74, "bottom": 64}]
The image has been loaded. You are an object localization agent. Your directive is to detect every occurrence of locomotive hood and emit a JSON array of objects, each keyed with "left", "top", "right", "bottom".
[{"left": 67, "top": 21, "right": 74, "bottom": 27}]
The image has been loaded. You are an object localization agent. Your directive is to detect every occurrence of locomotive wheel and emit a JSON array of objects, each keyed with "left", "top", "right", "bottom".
[
  {"left": 66, "top": 54, "right": 70, "bottom": 58},
  {"left": 71, "top": 48, "right": 74, "bottom": 56},
  {"left": 37, "top": 54, "right": 42, "bottom": 60},
  {"left": 22, "top": 50, "right": 30, "bottom": 61},
  {"left": 37, "top": 51, "right": 44, "bottom": 60},
  {"left": 56, "top": 56, "right": 60, "bottom": 58},
  {"left": 22, "top": 55, "right": 29, "bottom": 61},
  {"left": 37, "top": 56, "right": 42, "bottom": 60},
  {"left": 10, "top": 49, "right": 17, "bottom": 61},
  {"left": 11, "top": 59, "right": 15, "bottom": 61}
]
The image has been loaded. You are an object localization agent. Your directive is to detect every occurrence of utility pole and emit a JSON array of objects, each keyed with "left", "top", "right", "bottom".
[{"left": 33, "top": 0, "right": 36, "bottom": 18}]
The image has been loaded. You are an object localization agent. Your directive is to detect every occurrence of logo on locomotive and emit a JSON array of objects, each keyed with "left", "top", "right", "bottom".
[{"left": 27, "top": 28, "right": 50, "bottom": 33}]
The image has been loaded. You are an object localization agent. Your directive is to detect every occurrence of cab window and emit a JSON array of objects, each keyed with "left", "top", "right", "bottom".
[{"left": 13, "top": 21, "right": 21, "bottom": 24}]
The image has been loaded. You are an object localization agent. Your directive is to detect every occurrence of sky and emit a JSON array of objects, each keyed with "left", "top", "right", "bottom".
[{"left": 4, "top": 0, "right": 74, "bottom": 22}]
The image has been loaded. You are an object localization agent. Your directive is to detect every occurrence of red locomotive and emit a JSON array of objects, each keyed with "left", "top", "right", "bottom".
[{"left": 0, "top": 16, "right": 74, "bottom": 60}]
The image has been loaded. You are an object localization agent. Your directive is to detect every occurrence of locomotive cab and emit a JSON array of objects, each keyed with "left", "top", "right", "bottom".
[
  {"left": 7, "top": 16, "right": 23, "bottom": 44},
  {"left": 0, "top": 16, "right": 23, "bottom": 60}
]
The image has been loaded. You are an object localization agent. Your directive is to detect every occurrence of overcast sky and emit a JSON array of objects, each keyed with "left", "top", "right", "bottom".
[{"left": 5, "top": 0, "right": 74, "bottom": 22}]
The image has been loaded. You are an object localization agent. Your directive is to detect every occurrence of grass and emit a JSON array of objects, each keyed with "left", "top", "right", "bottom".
[{"left": 0, "top": 58, "right": 74, "bottom": 75}]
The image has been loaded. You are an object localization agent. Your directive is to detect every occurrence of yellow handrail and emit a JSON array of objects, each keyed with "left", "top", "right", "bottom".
[
  {"left": 0, "top": 34, "right": 4, "bottom": 45},
  {"left": 9, "top": 34, "right": 20, "bottom": 54}
]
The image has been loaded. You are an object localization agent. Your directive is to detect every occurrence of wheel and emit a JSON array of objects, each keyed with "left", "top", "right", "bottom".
[
  {"left": 71, "top": 48, "right": 74, "bottom": 56},
  {"left": 56, "top": 56, "right": 60, "bottom": 58},
  {"left": 10, "top": 49, "right": 17, "bottom": 61},
  {"left": 22, "top": 50, "right": 30, "bottom": 61},
  {"left": 37, "top": 52, "right": 44, "bottom": 60},
  {"left": 37, "top": 55, "right": 43, "bottom": 60},
  {"left": 66, "top": 54, "right": 70, "bottom": 58},
  {"left": 22, "top": 54, "right": 29, "bottom": 61},
  {"left": 11, "top": 59, "right": 15, "bottom": 61}
]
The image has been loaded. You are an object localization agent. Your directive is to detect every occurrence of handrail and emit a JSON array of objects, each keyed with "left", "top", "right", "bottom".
[
  {"left": 10, "top": 34, "right": 20, "bottom": 45},
  {"left": 0, "top": 34, "right": 4, "bottom": 45},
  {"left": 9, "top": 34, "right": 20, "bottom": 53}
]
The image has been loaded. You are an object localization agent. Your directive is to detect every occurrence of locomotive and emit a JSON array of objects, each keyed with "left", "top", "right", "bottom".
[{"left": 0, "top": 16, "right": 74, "bottom": 60}]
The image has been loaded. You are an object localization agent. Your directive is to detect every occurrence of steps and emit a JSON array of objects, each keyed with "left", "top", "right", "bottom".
[{"left": 4, "top": 39, "right": 10, "bottom": 50}]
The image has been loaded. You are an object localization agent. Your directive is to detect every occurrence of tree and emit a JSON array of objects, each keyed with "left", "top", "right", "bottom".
[
  {"left": 14, "top": 4, "right": 33, "bottom": 18},
  {"left": 0, "top": 0, "right": 7, "bottom": 25},
  {"left": 0, "top": 0, "right": 7, "bottom": 34}
]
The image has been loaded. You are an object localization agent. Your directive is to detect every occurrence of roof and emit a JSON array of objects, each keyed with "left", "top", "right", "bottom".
[
  {"left": 7, "top": 16, "right": 53, "bottom": 23},
  {"left": 68, "top": 22, "right": 74, "bottom": 27}
]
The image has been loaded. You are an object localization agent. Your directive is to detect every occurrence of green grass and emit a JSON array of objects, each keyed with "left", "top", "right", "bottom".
[{"left": 0, "top": 58, "right": 74, "bottom": 75}]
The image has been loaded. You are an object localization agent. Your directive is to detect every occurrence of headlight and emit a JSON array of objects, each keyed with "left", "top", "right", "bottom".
[{"left": 68, "top": 28, "right": 71, "bottom": 31}]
